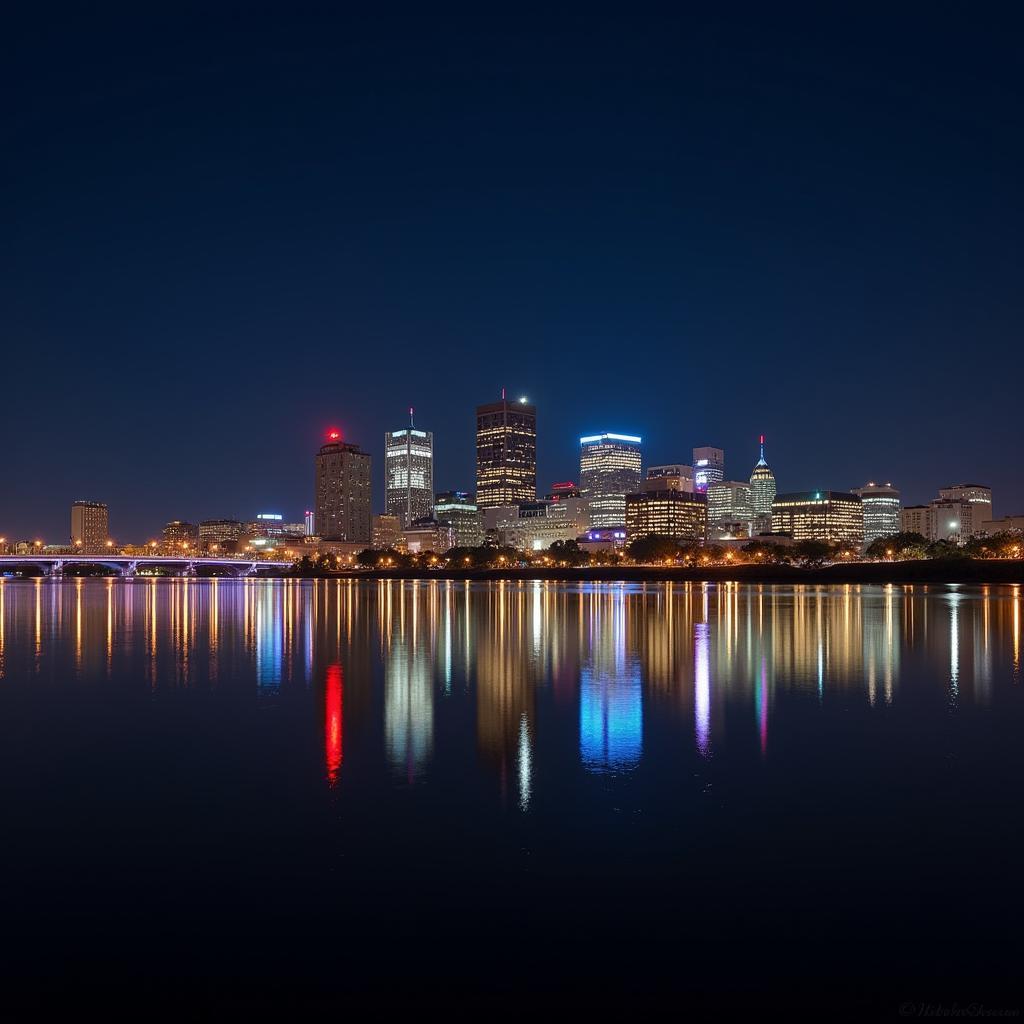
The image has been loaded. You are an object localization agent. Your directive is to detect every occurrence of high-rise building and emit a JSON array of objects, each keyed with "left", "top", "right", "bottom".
[
  {"left": 579, "top": 432, "right": 643, "bottom": 528},
  {"left": 475, "top": 394, "right": 537, "bottom": 509},
  {"left": 315, "top": 430, "right": 372, "bottom": 544},
  {"left": 748, "top": 435, "right": 777, "bottom": 516},
  {"left": 70, "top": 500, "right": 109, "bottom": 552},
  {"left": 853, "top": 482, "right": 901, "bottom": 544},
  {"left": 937, "top": 484, "right": 992, "bottom": 538},
  {"left": 385, "top": 411, "right": 434, "bottom": 527},
  {"left": 644, "top": 465, "right": 695, "bottom": 493},
  {"left": 771, "top": 491, "right": 864, "bottom": 545},
  {"left": 625, "top": 490, "right": 707, "bottom": 543},
  {"left": 706, "top": 481, "right": 753, "bottom": 538},
  {"left": 434, "top": 491, "right": 482, "bottom": 548},
  {"left": 692, "top": 446, "right": 724, "bottom": 493}
]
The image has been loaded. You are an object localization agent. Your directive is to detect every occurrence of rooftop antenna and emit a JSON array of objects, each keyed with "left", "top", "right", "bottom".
[
  {"left": 501, "top": 386, "right": 506, "bottom": 401},
  {"left": 760, "top": 434, "right": 765, "bottom": 460},
  {"left": 410, "top": 406, "right": 415, "bottom": 428}
]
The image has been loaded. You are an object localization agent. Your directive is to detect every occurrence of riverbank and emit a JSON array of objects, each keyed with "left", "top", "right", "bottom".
[{"left": 288, "top": 558, "right": 1024, "bottom": 585}]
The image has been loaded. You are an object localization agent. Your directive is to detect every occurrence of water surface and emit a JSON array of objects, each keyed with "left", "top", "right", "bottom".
[{"left": 0, "top": 579, "right": 1020, "bottom": 1013}]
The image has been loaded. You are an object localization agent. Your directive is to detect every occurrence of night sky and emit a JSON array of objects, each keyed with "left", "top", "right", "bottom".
[{"left": 4, "top": 5, "right": 1022, "bottom": 542}]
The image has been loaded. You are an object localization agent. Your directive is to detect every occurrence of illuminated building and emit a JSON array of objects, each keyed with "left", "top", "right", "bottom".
[
  {"left": 482, "top": 498, "right": 591, "bottom": 551},
  {"left": 372, "top": 513, "right": 404, "bottom": 550},
  {"left": 901, "top": 506, "right": 932, "bottom": 537},
  {"left": 706, "top": 481, "right": 753, "bottom": 538},
  {"left": 434, "top": 491, "right": 482, "bottom": 547},
  {"left": 304, "top": 510, "right": 316, "bottom": 536},
  {"left": 771, "top": 491, "right": 864, "bottom": 544},
  {"left": 625, "top": 489, "right": 707, "bottom": 542},
  {"left": 579, "top": 432, "right": 643, "bottom": 528},
  {"left": 402, "top": 517, "right": 455, "bottom": 554},
  {"left": 162, "top": 520, "right": 197, "bottom": 546},
  {"left": 475, "top": 393, "right": 537, "bottom": 508},
  {"left": 980, "top": 515, "right": 1024, "bottom": 535},
  {"left": 198, "top": 519, "right": 243, "bottom": 547},
  {"left": 644, "top": 464, "right": 695, "bottom": 493},
  {"left": 314, "top": 430, "right": 372, "bottom": 544},
  {"left": 692, "top": 446, "right": 724, "bottom": 493},
  {"left": 385, "top": 411, "right": 434, "bottom": 526},
  {"left": 853, "top": 482, "right": 901, "bottom": 544},
  {"left": 246, "top": 514, "right": 305, "bottom": 539},
  {"left": 748, "top": 435, "right": 776, "bottom": 516},
  {"left": 938, "top": 484, "right": 992, "bottom": 537},
  {"left": 70, "top": 500, "right": 108, "bottom": 552}
]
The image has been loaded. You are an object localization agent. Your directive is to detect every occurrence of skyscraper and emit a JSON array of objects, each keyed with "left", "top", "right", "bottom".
[
  {"left": 434, "top": 491, "right": 482, "bottom": 547},
  {"left": 692, "top": 446, "right": 724, "bottom": 493},
  {"left": 771, "top": 491, "right": 864, "bottom": 545},
  {"left": 853, "top": 482, "right": 901, "bottom": 544},
  {"left": 315, "top": 429, "right": 372, "bottom": 543},
  {"left": 706, "top": 481, "right": 753, "bottom": 536},
  {"left": 749, "top": 435, "right": 777, "bottom": 516},
  {"left": 579, "top": 433, "right": 643, "bottom": 528},
  {"left": 385, "top": 410, "right": 434, "bottom": 526},
  {"left": 475, "top": 393, "right": 537, "bottom": 509},
  {"left": 70, "top": 500, "right": 108, "bottom": 552}
]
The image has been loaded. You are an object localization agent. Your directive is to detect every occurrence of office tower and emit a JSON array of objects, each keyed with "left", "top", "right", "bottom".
[
  {"left": 372, "top": 514, "right": 404, "bottom": 550},
  {"left": 579, "top": 432, "right": 643, "bottom": 528},
  {"left": 853, "top": 482, "right": 901, "bottom": 544},
  {"left": 315, "top": 430, "right": 372, "bottom": 544},
  {"left": 749, "top": 435, "right": 777, "bottom": 516},
  {"left": 771, "top": 491, "right": 864, "bottom": 545},
  {"left": 70, "top": 500, "right": 109, "bottom": 552},
  {"left": 692, "top": 446, "right": 725, "bottom": 493},
  {"left": 475, "top": 393, "right": 537, "bottom": 509},
  {"left": 937, "top": 484, "right": 992, "bottom": 538},
  {"left": 162, "top": 520, "right": 197, "bottom": 547},
  {"left": 434, "top": 491, "right": 482, "bottom": 547},
  {"left": 644, "top": 465, "right": 695, "bottom": 493},
  {"left": 706, "top": 481, "right": 754, "bottom": 537},
  {"left": 385, "top": 411, "right": 434, "bottom": 526},
  {"left": 625, "top": 490, "right": 707, "bottom": 543}
]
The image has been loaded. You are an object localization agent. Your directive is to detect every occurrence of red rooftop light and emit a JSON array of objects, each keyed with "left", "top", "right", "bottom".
[{"left": 326, "top": 428, "right": 342, "bottom": 442}]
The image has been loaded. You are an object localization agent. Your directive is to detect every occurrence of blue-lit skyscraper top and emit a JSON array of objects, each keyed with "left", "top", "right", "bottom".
[
  {"left": 579, "top": 432, "right": 643, "bottom": 528},
  {"left": 692, "top": 445, "right": 724, "bottom": 493},
  {"left": 749, "top": 434, "right": 777, "bottom": 517}
]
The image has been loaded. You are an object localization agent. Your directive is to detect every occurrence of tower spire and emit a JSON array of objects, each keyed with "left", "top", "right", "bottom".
[
  {"left": 410, "top": 406, "right": 414, "bottom": 428},
  {"left": 759, "top": 434, "right": 765, "bottom": 461}
]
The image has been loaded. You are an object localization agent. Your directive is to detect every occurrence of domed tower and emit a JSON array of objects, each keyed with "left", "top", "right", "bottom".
[{"left": 749, "top": 435, "right": 776, "bottom": 517}]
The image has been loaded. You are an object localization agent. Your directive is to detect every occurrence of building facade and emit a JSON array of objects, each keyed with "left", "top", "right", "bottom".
[
  {"left": 625, "top": 490, "right": 707, "bottom": 543},
  {"left": 937, "top": 484, "right": 992, "bottom": 538},
  {"left": 70, "top": 500, "right": 109, "bottom": 552},
  {"left": 434, "top": 491, "right": 482, "bottom": 548},
  {"left": 198, "top": 519, "right": 244, "bottom": 548},
  {"left": 162, "top": 520, "right": 197, "bottom": 547},
  {"left": 475, "top": 395, "right": 537, "bottom": 509},
  {"left": 771, "top": 491, "right": 864, "bottom": 545},
  {"left": 482, "top": 498, "right": 591, "bottom": 551},
  {"left": 692, "top": 446, "right": 725, "bottom": 493},
  {"left": 402, "top": 518, "right": 455, "bottom": 554},
  {"left": 644, "top": 464, "right": 695, "bottom": 493},
  {"left": 748, "top": 435, "right": 777, "bottom": 516},
  {"left": 314, "top": 433, "right": 372, "bottom": 544},
  {"left": 853, "top": 482, "right": 901, "bottom": 545},
  {"left": 385, "top": 422, "right": 434, "bottom": 527},
  {"left": 706, "top": 481, "right": 753, "bottom": 534},
  {"left": 372, "top": 514, "right": 404, "bottom": 550},
  {"left": 579, "top": 432, "right": 643, "bottom": 528}
]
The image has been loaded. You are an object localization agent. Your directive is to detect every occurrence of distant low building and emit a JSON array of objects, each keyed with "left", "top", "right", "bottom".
[
  {"left": 198, "top": 519, "right": 244, "bottom": 549},
  {"left": 771, "top": 491, "right": 864, "bottom": 545},
  {"left": 402, "top": 517, "right": 455, "bottom": 554},
  {"left": 482, "top": 498, "right": 591, "bottom": 551},
  {"left": 372, "top": 514, "right": 404, "bottom": 550},
  {"left": 162, "top": 520, "right": 198, "bottom": 547},
  {"left": 980, "top": 515, "right": 1024, "bottom": 535},
  {"left": 644, "top": 464, "right": 695, "bottom": 493}
]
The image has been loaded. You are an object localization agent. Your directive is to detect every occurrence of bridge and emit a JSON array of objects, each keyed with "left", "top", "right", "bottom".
[{"left": 0, "top": 554, "right": 293, "bottom": 577}]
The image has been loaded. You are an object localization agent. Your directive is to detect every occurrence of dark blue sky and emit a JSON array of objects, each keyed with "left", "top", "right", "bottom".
[{"left": 3, "top": 4, "right": 1022, "bottom": 541}]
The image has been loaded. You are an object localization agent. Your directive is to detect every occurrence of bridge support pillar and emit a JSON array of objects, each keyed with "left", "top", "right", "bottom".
[{"left": 121, "top": 560, "right": 138, "bottom": 579}]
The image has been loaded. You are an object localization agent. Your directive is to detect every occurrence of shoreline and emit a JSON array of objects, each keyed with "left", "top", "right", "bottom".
[{"left": 288, "top": 559, "right": 1024, "bottom": 585}]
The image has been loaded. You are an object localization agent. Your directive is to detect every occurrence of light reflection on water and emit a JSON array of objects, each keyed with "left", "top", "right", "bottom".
[{"left": 0, "top": 578, "right": 1020, "bottom": 794}]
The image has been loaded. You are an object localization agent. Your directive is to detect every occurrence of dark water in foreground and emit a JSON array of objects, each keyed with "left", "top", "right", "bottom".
[{"left": 0, "top": 578, "right": 1020, "bottom": 1015}]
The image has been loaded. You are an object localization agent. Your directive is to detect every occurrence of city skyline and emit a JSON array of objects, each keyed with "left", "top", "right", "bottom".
[{"left": 4, "top": 9, "right": 1022, "bottom": 541}]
